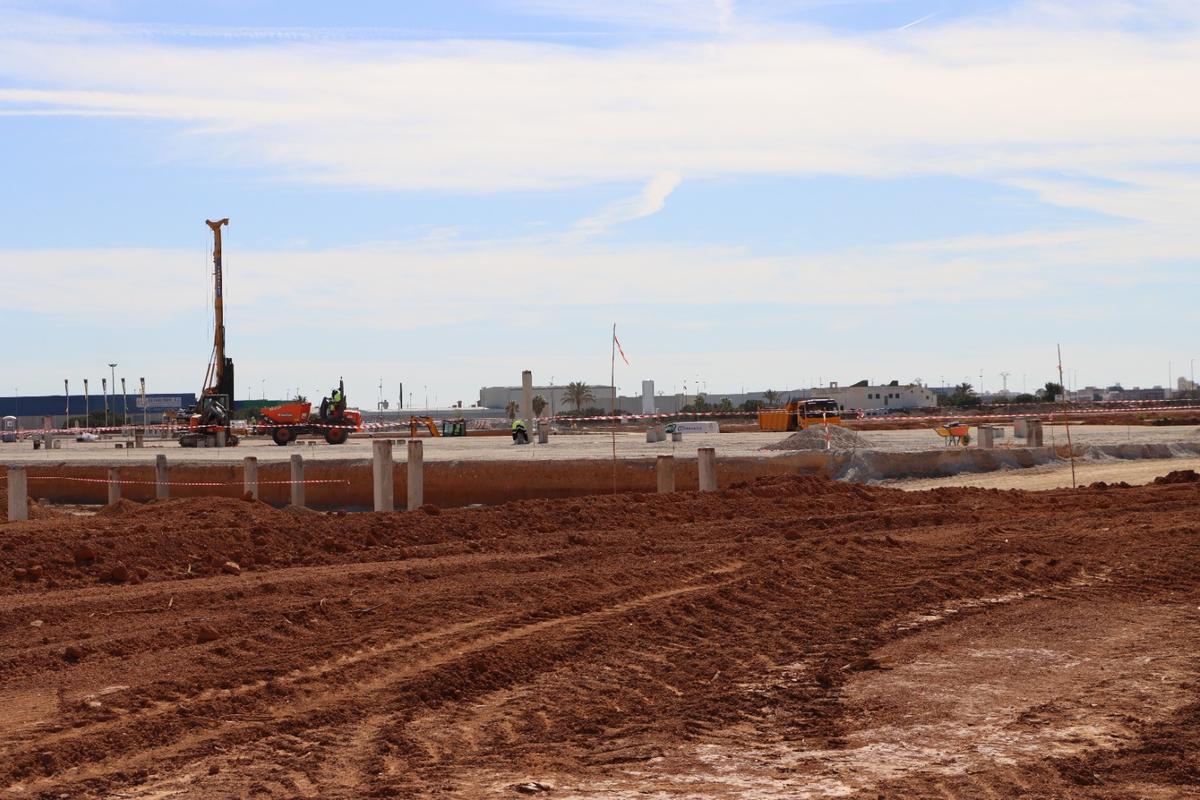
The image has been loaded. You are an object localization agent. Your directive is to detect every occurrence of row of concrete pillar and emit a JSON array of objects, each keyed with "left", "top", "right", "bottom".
[
  {"left": 5, "top": 441, "right": 719, "bottom": 522},
  {"left": 976, "top": 420, "right": 1043, "bottom": 449}
]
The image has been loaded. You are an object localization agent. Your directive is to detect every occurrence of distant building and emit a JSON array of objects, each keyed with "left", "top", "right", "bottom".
[
  {"left": 820, "top": 380, "right": 937, "bottom": 412},
  {"left": 479, "top": 385, "right": 618, "bottom": 415},
  {"left": 1099, "top": 385, "right": 1167, "bottom": 402},
  {"left": 0, "top": 393, "right": 199, "bottom": 430}
]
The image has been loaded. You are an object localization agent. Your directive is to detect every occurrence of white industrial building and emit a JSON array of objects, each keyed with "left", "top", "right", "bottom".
[
  {"left": 478, "top": 384, "right": 619, "bottom": 415},
  {"left": 821, "top": 381, "right": 937, "bottom": 412}
]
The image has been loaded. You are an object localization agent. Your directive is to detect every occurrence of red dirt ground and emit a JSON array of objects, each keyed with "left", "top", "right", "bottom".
[{"left": 2, "top": 475, "right": 1199, "bottom": 798}]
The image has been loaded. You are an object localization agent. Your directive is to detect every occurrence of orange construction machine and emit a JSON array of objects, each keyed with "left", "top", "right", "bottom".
[
  {"left": 758, "top": 398, "right": 842, "bottom": 432},
  {"left": 257, "top": 379, "right": 363, "bottom": 445}
]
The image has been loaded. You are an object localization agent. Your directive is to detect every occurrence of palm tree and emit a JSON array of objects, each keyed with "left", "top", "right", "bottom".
[
  {"left": 763, "top": 389, "right": 780, "bottom": 407},
  {"left": 532, "top": 395, "right": 547, "bottom": 418},
  {"left": 505, "top": 400, "right": 519, "bottom": 420},
  {"left": 562, "top": 381, "right": 594, "bottom": 412},
  {"left": 949, "top": 382, "right": 978, "bottom": 407}
]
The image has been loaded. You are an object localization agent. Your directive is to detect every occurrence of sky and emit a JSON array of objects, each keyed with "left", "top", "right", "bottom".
[{"left": 1, "top": 0, "right": 1198, "bottom": 407}]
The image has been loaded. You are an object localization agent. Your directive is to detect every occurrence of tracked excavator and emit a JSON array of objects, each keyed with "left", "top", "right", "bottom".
[{"left": 180, "top": 218, "right": 239, "bottom": 448}]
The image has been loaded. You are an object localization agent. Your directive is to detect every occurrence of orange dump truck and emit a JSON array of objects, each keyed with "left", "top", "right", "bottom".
[
  {"left": 256, "top": 381, "right": 363, "bottom": 445},
  {"left": 758, "top": 398, "right": 842, "bottom": 432}
]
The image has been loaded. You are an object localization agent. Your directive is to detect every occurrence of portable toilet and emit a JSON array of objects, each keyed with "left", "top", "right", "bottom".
[{"left": 1, "top": 416, "right": 16, "bottom": 443}]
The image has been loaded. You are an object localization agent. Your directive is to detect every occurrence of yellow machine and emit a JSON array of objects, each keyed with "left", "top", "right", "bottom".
[
  {"left": 406, "top": 416, "right": 467, "bottom": 437},
  {"left": 758, "top": 398, "right": 842, "bottom": 432}
]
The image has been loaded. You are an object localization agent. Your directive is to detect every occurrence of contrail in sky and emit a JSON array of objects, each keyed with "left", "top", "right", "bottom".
[{"left": 897, "top": 11, "right": 939, "bottom": 31}]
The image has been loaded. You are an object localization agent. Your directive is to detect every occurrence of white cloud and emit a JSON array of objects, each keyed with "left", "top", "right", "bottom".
[
  {"left": 570, "top": 171, "right": 683, "bottom": 238},
  {"left": 505, "top": 0, "right": 739, "bottom": 33},
  {"left": 0, "top": 2, "right": 1197, "bottom": 198}
]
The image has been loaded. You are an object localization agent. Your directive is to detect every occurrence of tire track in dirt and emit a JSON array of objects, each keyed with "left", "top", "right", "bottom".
[
  {"left": 3, "top": 562, "right": 745, "bottom": 797},
  {"left": 2, "top": 476, "right": 1197, "bottom": 798}
]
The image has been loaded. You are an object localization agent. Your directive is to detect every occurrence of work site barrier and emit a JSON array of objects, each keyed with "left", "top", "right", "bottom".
[{"left": 5, "top": 400, "right": 1200, "bottom": 440}]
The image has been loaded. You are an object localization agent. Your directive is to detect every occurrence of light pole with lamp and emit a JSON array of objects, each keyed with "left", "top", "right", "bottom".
[{"left": 108, "top": 364, "right": 117, "bottom": 426}]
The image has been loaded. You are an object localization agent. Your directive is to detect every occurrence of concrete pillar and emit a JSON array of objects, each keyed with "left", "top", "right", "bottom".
[
  {"left": 290, "top": 453, "right": 305, "bottom": 508},
  {"left": 521, "top": 370, "right": 534, "bottom": 430},
  {"left": 976, "top": 426, "right": 995, "bottom": 449},
  {"left": 698, "top": 447, "right": 717, "bottom": 492},
  {"left": 407, "top": 439, "right": 424, "bottom": 510},
  {"left": 1013, "top": 419, "right": 1028, "bottom": 439},
  {"left": 373, "top": 439, "right": 395, "bottom": 512},
  {"left": 134, "top": 429, "right": 144, "bottom": 448},
  {"left": 656, "top": 425, "right": 666, "bottom": 442},
  {"left": 7, "top": 467, "right": 28, "bottom": 522},
  {"left": 657, "top": 454, "right": 676, "bottom": 493},
  {"left": 243, "top": 456, "right": 259, "bottom": 500},
  {"left": 645, "top": 428, "right": 658, "bottom": 443},
  {"left": 1027, "top": 420, "right": 1044, "bottom": 447},
  {"left": 155, "top": 454, "right": 169, "bottom": 500},
  {"left": 671, "top": 431, "right": 683, "bottom": 443},
  {"left": 537, "top": 422, "right": 549, "bottom": 444},
  {"left": 215, "top": 429, "right": 226, "bottom": 448},
  {"left": 107, "top": 468, "right": 121, "bottom": 505}
]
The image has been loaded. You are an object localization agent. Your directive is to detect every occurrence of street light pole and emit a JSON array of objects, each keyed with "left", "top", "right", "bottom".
[
  {"left": 121, "top": 377, "right": 127, "bottom": 429},
  {"left": 108, "top": 363, "right": 117, "bottom": 425}
]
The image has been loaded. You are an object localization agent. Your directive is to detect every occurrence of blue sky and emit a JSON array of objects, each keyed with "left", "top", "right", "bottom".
[{"left": 2, "top": 0, "right": 1198, "bottom": 404}]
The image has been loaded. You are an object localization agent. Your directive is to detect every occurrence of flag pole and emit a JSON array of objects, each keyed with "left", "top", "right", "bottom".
[
  {"left": 611, "top": 323, "right": 618, "bottom": 495},
  {"left": 1058, "top": 343, "right": 1076, "bottom": 488}
]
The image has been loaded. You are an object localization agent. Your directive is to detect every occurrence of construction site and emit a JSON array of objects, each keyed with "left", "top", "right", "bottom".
[{"left": 1, "top": 217, "right": 1199, "bottom": 799}]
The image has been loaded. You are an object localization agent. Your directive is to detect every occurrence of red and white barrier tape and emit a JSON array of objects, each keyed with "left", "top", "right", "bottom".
[
  {"left": 542, "top": 402, "right": 1200, "bottom": 424},
  {"left": 7, "top": 400, "right": 1199, "bottom": 439},
  {"left": 24, "top": 475, "right": 349, "bottom": 487}
]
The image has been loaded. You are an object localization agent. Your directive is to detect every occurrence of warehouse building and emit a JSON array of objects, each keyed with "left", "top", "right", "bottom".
[
  {"left": 821, "top": 380, "right": 937, "bottom": 412},
  {"left": 0, "top": 393, "right": 198, "bottom": 430}
]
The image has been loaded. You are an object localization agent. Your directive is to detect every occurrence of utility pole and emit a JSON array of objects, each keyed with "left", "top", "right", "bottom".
[
  {"left": 102, "top": 377, "right": 108, "bottom": 428},
  {"left": 64, "top": 379, "right": 70, "bottom": 422},
  {"left": 999, "top": 371, "right": 1010, "bottom": 394},
  {"left": 121, "top": 377, "right": 127, "bottom": 427},
  {"left": 84, "top": 379, "right": 89, "bottom": 428}
]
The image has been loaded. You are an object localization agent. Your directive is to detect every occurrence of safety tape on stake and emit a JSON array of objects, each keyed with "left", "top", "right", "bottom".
[{"left": 24, "top": 476, "right": 349, "bottom": 487}]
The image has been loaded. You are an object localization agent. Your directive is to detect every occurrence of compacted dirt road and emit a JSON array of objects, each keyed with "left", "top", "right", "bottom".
[{"left": 1, "top": 473, "right": 1198, "bottom": 798}]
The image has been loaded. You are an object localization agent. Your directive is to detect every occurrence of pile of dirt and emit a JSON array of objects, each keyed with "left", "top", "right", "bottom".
[
  {"left": 763, "top": 425, "right": 871, "bottom": 451},
  {"left": 1153, "top": 469, "right": 1200, "bottom": 484}
]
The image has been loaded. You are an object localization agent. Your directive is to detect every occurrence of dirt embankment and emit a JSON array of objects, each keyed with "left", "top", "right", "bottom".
[{"left": 1, "top": 476, "right": 1199, "bottom": 798}]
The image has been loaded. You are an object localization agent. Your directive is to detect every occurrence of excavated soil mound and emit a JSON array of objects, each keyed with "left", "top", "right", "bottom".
[
  {"left": 1153, "top": 469, "right": 1200, "bottom": 484},
  {"left": 763, "top": 426, "right": 870, "bottom": 451},
  {"left": 1, "top": 476, "right": 1199, "bottom": 798}
]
